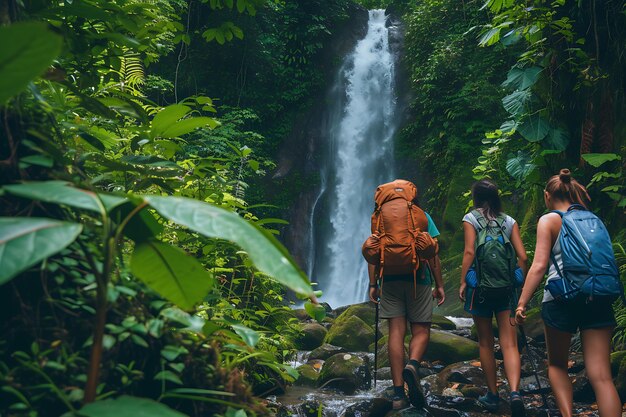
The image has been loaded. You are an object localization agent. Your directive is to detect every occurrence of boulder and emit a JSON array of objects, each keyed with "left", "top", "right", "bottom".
[
  {"left": 295, "top": 362, "right": 321, "bottom": 387},
  {"left": 325, "top": 314, "right": 374, "bottom": 352},
  {"left": 614, "top": 353, "right": 626, "bottom": 401},
  {"left": 424, "top": 330, "right": 479, "bottom": 364},
  {"left": 571, "top": 369, "right": 594, "bottom": 402},
  {"left": 521, "top": 307, "right": 545, "bottom": 341},
  {"left": 610, "top": 350, "right": 626, "bottom": 376},
  {"left": 335, "top": 302, "right": 377, "bottom": 325},
  {"left": 309, "top": 343, "right": 346, "bottom": 361},
  {"left": 317, "top": 353, "right": 371, "bottom": 394},
  {"left": 292, "top": 308, "right": 311, "bottom": 322},
  {"left": 297, "top": 400, "right": 323, "bottom": 417},
  {"left": 385, "top": 408, "right": 431, "bottom": 417},
  {"left": 294, "top": 323, "right": 327, "bottom": 350},
  {"left": 431, "top": 315, "right": 457, "bottom": 331},
  {"left": 343, "top": 398, "right": 392, "bottom": 417},
  {"left": 437, "top": 361, "right": 487, "bottom": 387},
  {"left": 376, "top": 366, "right": 392, "bottom": 380}
]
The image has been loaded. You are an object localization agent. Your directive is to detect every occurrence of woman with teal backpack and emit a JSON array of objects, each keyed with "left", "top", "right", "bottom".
[
  {"left": 459, "top": 179, "right": 528, "bottom": 416},
  {"left": 516, "top": 169, "right": 621, "bottom": 417}
]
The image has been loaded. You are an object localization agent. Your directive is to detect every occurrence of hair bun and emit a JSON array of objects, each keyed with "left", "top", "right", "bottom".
[{"left": 559, "top": 168, "right": 571, "bottom": 183}]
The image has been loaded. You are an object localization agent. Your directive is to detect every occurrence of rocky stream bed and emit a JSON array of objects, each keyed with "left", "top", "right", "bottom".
[{"left": 268, "top": 302, "right": 626, "bottom": 417}]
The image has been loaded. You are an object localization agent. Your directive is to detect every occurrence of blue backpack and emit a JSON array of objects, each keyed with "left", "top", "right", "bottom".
[{"left": 545, "top": 205, "right": 623, "bottom": 302}]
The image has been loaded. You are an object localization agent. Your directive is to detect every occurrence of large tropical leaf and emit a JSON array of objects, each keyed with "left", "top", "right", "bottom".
[
  {"left": 71, "top": 395, "right": 188, "bottom": 417},
  {"left": 502, "top": 90, "right": 531, "bottom": 116},
  {"left": 145, "top": 196, "right": 312, "bottom": 295},
  {"left": 161, "top": 117, "right": 219, "bottom": 138},
  {"left": 0, "top": 22, "right": 63, "bottom": 104},
  {"left": 542, "top": 127, "right": 569, "bottom": 151},
  {"left": 3, "top": 181, "right": 127, "bottom": 214},
  {"left": 506, "top": 151, "right": 537, "bottom": 181},
  {"left": 131, "top": 240, "right": 215, "bottom": 311},
  {"left": 518, "top": 115, "right": 550, "bottom": 142},
  {"left": 502, "top": 66, "right": 542, "bottom": 90},
  {"left": 581, "top": 153, "right": 622, "bottom": 167},
  {"left": 0, "top": 218, "right": 82, "bottom": 285}
]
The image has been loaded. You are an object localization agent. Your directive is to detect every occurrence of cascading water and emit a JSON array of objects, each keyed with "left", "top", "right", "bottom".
[{"left": 310, "top": 10, "right": 400, "bottom": 308}]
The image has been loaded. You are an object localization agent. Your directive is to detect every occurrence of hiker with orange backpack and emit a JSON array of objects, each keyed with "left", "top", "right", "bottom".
[
  {"left": 515, "top": 169, "right": 622, "bottom": 417},
  {"left": 458, "top": 179, "right": 528, "bottom": 416},
  {"left": 362, "top": 179, "right": 444, "bottom": 410}
]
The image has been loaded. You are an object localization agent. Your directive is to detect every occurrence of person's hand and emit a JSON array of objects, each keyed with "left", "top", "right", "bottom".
[
  {"left": 515, "top": 305, "right": 527, "bottom": 324},
  {"left": 369, "top": 286, "right": 379, "bottom": 304},
  {"left": 459, "top": 282, "right": 467, "bottom": 302},
  {"left": 433, "top": 286, "right": 445, "bottom": 306}
]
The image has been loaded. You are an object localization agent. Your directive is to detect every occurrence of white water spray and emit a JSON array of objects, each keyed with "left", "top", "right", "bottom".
[{"left": 311, "top": 10, "right": 399, "bottom": 308}]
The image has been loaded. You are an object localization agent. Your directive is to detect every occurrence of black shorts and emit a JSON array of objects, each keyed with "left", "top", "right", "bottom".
[{"left": 541, "top": 298, "right": 616, "bottom": 333}]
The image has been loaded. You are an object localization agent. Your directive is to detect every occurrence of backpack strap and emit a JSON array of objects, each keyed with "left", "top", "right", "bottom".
[
  {"left": 568, "top": 204, "right": 587, "bottom": 212},
  {"left": 471, "top": 209, "right": 488, "bottom": 231}
]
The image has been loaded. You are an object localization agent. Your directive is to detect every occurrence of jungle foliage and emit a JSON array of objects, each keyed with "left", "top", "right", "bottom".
[{"left": 0, "top": 0, "right": 339, "bottom": 416}]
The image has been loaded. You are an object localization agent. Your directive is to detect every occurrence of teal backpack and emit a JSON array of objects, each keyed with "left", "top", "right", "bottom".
[{"left": 472, "top": 210, "right": 517, "bottom": 301}]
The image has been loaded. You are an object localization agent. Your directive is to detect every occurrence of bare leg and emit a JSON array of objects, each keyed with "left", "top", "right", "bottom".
[
  {"left": 495, "top": 310, "right": 520, "bottom": 392},
  {"left": 545, "top": 325, "right": 573, "bottom": 417},
  {"left": 388, "top": 316, "right": 407, "bottom": 387},
  {"left": 474, "top": 315, "right": 498, "bottom": 394},
  {"left": 409, "top": 322, "right": 430, "bottom": 361},
  {"left": 582, "top": 327, "right": 621, "bottom": 417}
]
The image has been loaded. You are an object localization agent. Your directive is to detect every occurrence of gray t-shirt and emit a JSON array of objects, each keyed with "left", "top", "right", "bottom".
[{"left": 462, "top": 209, "right": 516, "bottom": 238}]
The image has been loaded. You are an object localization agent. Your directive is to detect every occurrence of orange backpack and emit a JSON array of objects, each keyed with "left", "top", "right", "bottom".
[{"left": 362, "top": 180, "right": 439, "bottom": 284}]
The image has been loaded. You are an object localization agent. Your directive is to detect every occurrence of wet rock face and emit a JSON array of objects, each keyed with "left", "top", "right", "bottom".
[
  {"left": 309, "top": 343, "right": 347, "bottom": 361},
  {"left": 318, "top": 353, "right": 371, "bottom": 394},
  {"left": 343, "top": 398, "right": 392, "bottom": 417},
  {"left": 294, "top": 322, "right": 328, "bottom": 350},
  {"left": 295, "top": 362, "right": 322, "bottom": 387}
]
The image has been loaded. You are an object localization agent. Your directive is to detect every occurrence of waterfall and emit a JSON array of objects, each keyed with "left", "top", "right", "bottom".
[{"left": 311, "top": 10, "right": 400, "bottom": 308}]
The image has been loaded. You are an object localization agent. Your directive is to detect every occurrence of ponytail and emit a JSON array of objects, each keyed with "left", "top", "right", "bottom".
[
  {"left": 545, "top": 169, "right": 590, "bottom": 208},
  {"left": 471, "top": 179, "right": 502, "bottom": 219}
]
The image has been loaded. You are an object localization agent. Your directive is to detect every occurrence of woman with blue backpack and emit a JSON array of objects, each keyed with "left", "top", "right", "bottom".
[
  {"left": 459, "top": 179, "right": 528, "bottom": 416},
  {"left": 515, "top": 169, "right": 622, "bottom": 417}
]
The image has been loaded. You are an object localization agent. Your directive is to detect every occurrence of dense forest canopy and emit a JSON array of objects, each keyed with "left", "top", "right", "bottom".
[{"left": 0, "top": 0, "right": 625, "bottom": 416}]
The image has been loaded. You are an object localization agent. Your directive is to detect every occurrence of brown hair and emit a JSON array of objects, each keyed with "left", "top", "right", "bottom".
[
  {"left": 472, "top": 179, "right": 502, "bottom": 219},
  {"left": 545, "top": 169, "right": 590, "bottom": 208}
]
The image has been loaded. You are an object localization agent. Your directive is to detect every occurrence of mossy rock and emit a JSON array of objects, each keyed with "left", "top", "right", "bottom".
[
  {"left": 295, "top": 363, "right": 320, "bottom": 387},
  {"left": 423, "top": 330, "right": 479, "bottom": 364},
  {"left": 521, "top": 307, "right": 544, "bottom": 341},
  {"left": 292, "top": 308, "right": 311, "bottom": 322},
  {"left": 309, "top": 343, "right": 346, "bottom": 361},
  {"left": 335, "top": 302, "right": 377, "bottom": 325},
  {"left": 431, "top": 314, "right": 457, "bottom": 330},
  {"left": 294, "top": 322, "right": 327, "bottom": 350},
  {"left": 318, "top": 353, "right": 371, "bottom": 394},
  {"left": 469, "top": 317, "right": 498, "bottom": 340},
  {"left": 614, "top": 352, "right": 626, "bottom": 401},
  {"left": 325, "top": 314, "right": 374, "bottom": 352}
]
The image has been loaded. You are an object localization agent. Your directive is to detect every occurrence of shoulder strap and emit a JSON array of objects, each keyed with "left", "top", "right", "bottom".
[
  {"left": 568, "top": 204, "right": 586, "bottom": 212},
  {"left": 471, "top": 209, "right": 488, "bottom": 230}
]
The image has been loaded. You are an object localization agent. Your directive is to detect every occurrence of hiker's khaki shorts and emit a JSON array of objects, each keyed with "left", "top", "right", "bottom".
[{"left": 379, "top": 280, "right": 434, "bottom": 323}]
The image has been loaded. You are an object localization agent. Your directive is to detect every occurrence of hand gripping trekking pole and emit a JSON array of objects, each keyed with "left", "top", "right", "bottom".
[
  {"left": 518, "top": 324, "right": 551, "bottom": 416},
  {"left": 374, "top": 296, "right": 380, "bottom": 388}
]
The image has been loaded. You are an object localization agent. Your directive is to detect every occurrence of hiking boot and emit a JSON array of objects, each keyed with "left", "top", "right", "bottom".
[
  {"left": 510, "top": 391, "right": 526, "bottom": 417},
  {"left": 391, "top": 393, "right": 409, "bottom": 410},
  {"left": 402, "top": 362, "right": 425, "bottom": 408},
  {"left": 478, "top": 391, "right": 500, "bottom": 412}
]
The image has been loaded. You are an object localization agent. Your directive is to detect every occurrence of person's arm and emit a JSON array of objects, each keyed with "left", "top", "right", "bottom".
[
  {"left": 368, "top": 263, "right": 379, "bottom": 303},
  {"left": 429, "top": 255, "right": 445, "bottom": 306},
  {"left": 515, "top": 214, "right": 559, "bottom": 322},
  {"left": 509, "top": 222, "right": 528, "bottom": 276},
  {"left": 459, "top": 221, "right": 476, "bottom": 301}
]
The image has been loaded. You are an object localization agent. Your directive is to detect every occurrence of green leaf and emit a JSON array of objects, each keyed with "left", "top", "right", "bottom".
[
  {"left": 160, "top": 307, "right": 206, "bottom": 332},
  {"left": 0, "top": 218, "right": 82, "bottom": 285},
  {"left": 230, "top": 323, "right": 259, "bottom": 347},
  {"left": 502, "top": 66, "right": 542, "bottom": 90},
  {"left": 151, "top": 104, "right": 191, "bottom": 137},
  {"left": 506, "top": 151, "right": 536, "bottom": 181},
  {"left": 478, "top": 27, "right": 501, "bottom": 46},
  {"left": 75, "top": 395, "right": 188, "bottom": 417},
  {"left": 161, "top": 345, "right": 189, "bottom": 361},
  {"left": 581, "top": 153, "right": 622, "bottom": 167},
  {"left": 518, "top": 115, "right": 550, "bottom": 142},
  {"left": 161, "top": 117, "right": 219, "bottom": 138},
  {"left": 304, "top": 301, "right": 326, "bottom": 322},
  {"left": 502, "top": 90, "right": 531, "bottom": 116},
  {"left": 154, "top": 370, "right": 183, "bottom": 385},
  {"left": 19, "top": 154, "right": 54, "bottom": 168},
  {"left": 145, "top": 196, "right": 312, "bottom": 296},
  {"left": 3, "top": 181, "right": 127, "bottom": 213},
  {"left": 131, "top": 241, "right": 215, "bottom": 311},
  {"left": 542, "top": 127, "right": 569, "bottom": 151},
  {"left": 0, "top": 22, "right": 63, "bottom": 104},
  {"left": 225, "top": 408, "right": 247, "bottom": 417}
]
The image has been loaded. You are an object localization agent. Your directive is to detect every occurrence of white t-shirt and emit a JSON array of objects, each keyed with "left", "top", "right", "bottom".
[{"left": 462, "top": 209, "right": 516, "bottom": 239}]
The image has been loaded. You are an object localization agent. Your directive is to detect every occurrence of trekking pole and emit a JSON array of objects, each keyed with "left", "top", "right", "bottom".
[
  {"left": 518, "top": 324, "right": 550, "bottom": 416},
  {"left": 374, "top": 295, "right": 379, "bottom": 388}
]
